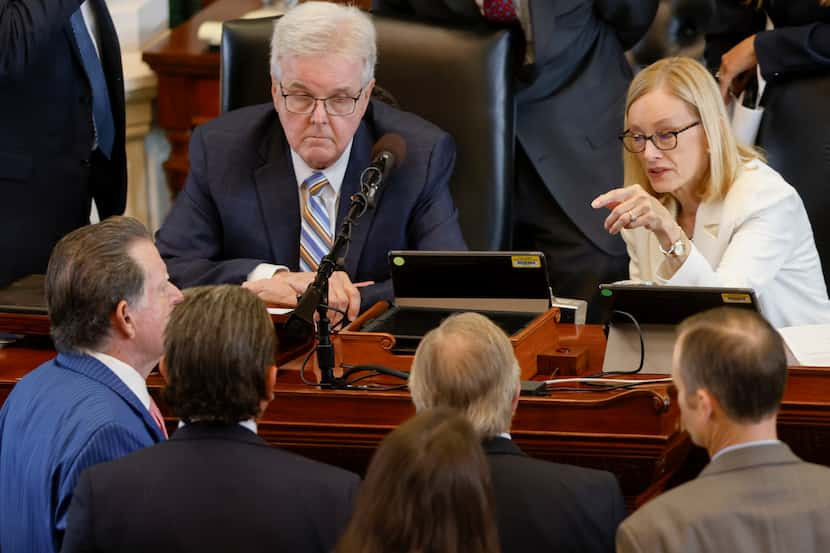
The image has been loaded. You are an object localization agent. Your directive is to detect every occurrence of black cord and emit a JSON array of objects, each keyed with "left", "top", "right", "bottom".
[
  {"left": 585, "top": 309, "right": 645, "bottom": 377},
  {"left": 319, "top": 304, "right": 350, "bottom": 330},
  {"left": 298, "top": 357, "right": 409, "bottom": 390},
  {"left": 541, "top": 381, "right": 656, "bottom": 394}
]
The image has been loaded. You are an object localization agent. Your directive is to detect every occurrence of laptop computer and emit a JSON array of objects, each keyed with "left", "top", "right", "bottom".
[
  {"left": 598, "top": 283, "right": 760, "bottom": 373},
  {"left": 359, "top": 251, "right": 553, "bottom": 354}
]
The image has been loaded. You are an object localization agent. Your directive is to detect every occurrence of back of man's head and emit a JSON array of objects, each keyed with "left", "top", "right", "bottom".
[
  {"left": 409, "top": 312, "right": 520, "bottom": 438},
  {"left": 46, "top": 216, "right": 151, "bottom": 353},
  {"left": 270, "top": 1, "right": 377, "bottom": 85},
  {"left": 162, "top": 285, "right": 277, "bottom": 424},
  {"left": 676, "top": 307, "right": 787, "bottom": 423}
]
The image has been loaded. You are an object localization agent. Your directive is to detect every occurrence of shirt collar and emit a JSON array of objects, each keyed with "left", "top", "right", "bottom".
[
  {"left": 177, "top": 419, "right": 258, "bottom": 434},
  {"left": 87, "top": 351, "right": 150, "bottom": 410},
  {"left": 711, "top": 439, "right": 782, "bottom": 462},
  {"left": 290, "top": 139, "right": 353, "bottom": 197}
]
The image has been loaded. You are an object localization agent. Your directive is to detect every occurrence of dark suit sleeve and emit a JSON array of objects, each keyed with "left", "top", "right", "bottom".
[
  {"left": 156, "top": 125, "right": 271, "bottom": 288},
  {"left": 405, "top": 133, "right": 466, "bottom": 250},
  {"left": 592, "top": 0, "right": 660, "bottom": 50},
  {"left": 358, "top": 132, "right": 466, "bottom": 310},
  {"left": 704, "top": 1, "right": 767, "bottom": 72},
  {"left": 60, "top": 470, "right": 95, "bottom": 553},
  {"left": 0, "top": 0, "right": 83, "bottom": 81},
  {"left": 754, "top": 23, "right": 830, "bottom": 79}
]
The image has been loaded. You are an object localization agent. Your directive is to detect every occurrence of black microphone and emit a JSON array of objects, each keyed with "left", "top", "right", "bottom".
[{"left": 360, "top": 134, "right": 407, "bottom": 208}]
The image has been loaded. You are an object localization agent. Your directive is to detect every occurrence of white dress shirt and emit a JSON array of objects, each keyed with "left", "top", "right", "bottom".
[
  {"left": 247, "top": 140, "right": 353, "bottom": 281},
  {"left": 711, "top": 439, "right": 781, "bottom": 463},
  {"left": 88, "top": 351, "right": 151, "bottom": 411}
]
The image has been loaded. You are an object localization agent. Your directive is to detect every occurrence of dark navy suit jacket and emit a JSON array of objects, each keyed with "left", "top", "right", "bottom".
[
  {"left": 0, "top": 0, "right": 127, "bottom": 287},
  {"left": 0, "top": 353, "right": 164, "bottom": 553},
  {"left": 62, "top": 423, "right": 359, "bottom": 553},
  {"left": 156, "top": 100, "right": 466, "bottom": 310},
  {"left": 484, "top": 436, "right": 626, "bottom": 553}
]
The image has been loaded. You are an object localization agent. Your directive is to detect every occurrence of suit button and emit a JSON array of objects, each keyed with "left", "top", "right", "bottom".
[{"left": 81, "top": 159, "right": 91, "bottom": 168}]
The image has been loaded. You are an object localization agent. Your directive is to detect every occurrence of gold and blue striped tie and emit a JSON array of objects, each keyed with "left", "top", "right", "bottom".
[{"left": 299, "top": 172, "right": 333, "bottom": 272}]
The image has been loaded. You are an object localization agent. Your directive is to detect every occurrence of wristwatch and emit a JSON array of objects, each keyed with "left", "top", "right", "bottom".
[{"left": 659, "top": 237, "right": 687, "bottom": 257}]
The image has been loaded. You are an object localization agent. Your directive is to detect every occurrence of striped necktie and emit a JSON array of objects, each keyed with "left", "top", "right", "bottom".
[
  {"left": 69, "top": 5, "right": 115, "bottom": 159},
  {"left": 299, "top": 172, "right": 333, "bottom": 272}
]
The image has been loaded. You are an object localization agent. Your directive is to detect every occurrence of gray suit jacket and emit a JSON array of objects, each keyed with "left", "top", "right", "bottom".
[{"left": 616, "top": 442, "right": 830, "bottom": 553}]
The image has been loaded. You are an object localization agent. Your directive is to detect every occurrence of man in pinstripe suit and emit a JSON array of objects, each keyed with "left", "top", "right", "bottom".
[{"left": 0, "top": 217, "right": 183, "bottom": 553}]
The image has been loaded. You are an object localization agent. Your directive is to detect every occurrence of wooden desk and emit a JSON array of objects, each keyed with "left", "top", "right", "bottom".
[
  {"left": 2, "top": 318, "right": 829, "bottom": 510},
  {"left": 142, "top": 0, "right": 370, "bottom": 197}
]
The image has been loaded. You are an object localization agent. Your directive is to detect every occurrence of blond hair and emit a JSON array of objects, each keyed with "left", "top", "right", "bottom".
[
  {"left": 409, "top": 313, "right": 519, "bottom": 438},
  {"left": 623, "top": 57, "right": 761, "bottom": 203}
]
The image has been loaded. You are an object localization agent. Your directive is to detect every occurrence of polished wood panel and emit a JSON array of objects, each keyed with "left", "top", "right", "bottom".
[{"left": 3, "top": 312, "right": 830, "bottom": 509}]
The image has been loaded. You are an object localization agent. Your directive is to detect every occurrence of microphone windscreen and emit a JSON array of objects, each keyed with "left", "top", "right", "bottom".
[{"left": 371, "top": 133, "right": 407, "bottom": 170}]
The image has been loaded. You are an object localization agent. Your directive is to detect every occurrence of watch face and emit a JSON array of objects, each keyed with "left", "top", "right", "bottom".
[{"left": 675, "top": 239, "right": 686, "bottom": 257}]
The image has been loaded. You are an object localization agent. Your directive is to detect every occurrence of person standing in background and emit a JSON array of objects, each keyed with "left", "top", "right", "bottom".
[
  {"left": 373, "top": 0, "right": 658, "bottom": 321},
  {"left": 0, "top": 0, "right": 127, "bottom": 288},
  {"left": 705, "top": 0, "right": 830, "bottom": 282}
]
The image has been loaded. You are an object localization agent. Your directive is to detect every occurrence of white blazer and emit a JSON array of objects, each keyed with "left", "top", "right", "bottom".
[{"left": 622, "top": 160, "right": 830, "bottom": 328}]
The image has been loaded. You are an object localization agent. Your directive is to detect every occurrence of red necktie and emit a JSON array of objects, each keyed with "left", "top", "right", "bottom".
[
  {"left": 482, "top": 0, "right": 517, "bottom": 22},
  {"left": 149, "top": 397, "right": 169, "bottom": 439}
]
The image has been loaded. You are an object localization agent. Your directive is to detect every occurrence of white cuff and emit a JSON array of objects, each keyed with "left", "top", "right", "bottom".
[{"left": 247, "top": 263, "right": 287, "bottom": 282}]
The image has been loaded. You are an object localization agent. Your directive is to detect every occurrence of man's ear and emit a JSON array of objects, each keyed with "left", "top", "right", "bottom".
[
  {"left": 265, "top": 365, "right": 277, "bottom": 399},
  {"left": 697, "top": 388, "right": 717, "bottom": 420},
  {"left": 511, "top": 378, "right": 521, "bottom": 415},
  {"left": 111, "top": 299, "right": 135, "bottom": 339}
]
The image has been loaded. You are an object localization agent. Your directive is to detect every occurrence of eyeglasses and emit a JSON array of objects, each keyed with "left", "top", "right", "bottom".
[
  {"left": 619, "top": 121, "right": 701, "bottom": 153},
  {"left": 279, "top": 83, "right": 363, "bottom": 116}
]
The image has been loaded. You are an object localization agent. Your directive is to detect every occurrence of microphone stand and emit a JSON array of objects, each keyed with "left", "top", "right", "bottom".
[{"left": 289, "top": 189, "right": 371, "bottom": 386}]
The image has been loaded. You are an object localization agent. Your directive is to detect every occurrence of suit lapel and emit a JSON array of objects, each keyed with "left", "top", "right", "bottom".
[
  {"left": 700, "top": 442, "right": 800, "bottom": 478},
  {"left": 254, "top": 123, "right": 302, "bottom": 270},
  {"left": 338, "top": 119, "right": 375, "bottom": 276},
  {"left": 692, "top": 197, "right": 724, "bottom": 257},
  {"left": 56, "top": 352, "right": 164, "bottom": 442}
]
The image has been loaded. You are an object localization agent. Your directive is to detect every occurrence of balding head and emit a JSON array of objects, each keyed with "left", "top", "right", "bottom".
[
  {"left": 675, "top": 307, "right": 787, "bottom": 423},
  {"left": 409, "top": 313, "right": 520, "bottom": 438}
]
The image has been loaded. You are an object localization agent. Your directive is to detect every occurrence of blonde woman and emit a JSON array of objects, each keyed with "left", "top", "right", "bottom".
[{"left": 592, "top": 57, "right": 830, "bottom": 328}]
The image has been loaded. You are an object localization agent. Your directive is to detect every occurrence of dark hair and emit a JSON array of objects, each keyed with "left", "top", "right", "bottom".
[
  {"left": 162, "top": 285, "right": 277, "bottom": 424},
  {"left": 46, "top": 216, "right": 151, "bottom": 352},
  {"left": 336, "top": 408, "right": 500, "bottom": 553},
  {"left": 676, "top": 307, "right": 787, "bottom": 422}
]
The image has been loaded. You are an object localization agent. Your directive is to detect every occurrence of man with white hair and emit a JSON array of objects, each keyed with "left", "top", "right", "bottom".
[
  {"left": 409, "top": 312, "right": 627, "bottom": 553},
  {"left": 157, "top": 1, "right": 466, "bottom": 322}
]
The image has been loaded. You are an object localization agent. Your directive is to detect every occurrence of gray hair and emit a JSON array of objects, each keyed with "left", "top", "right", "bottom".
[
  {"left": 269, "top": 1, "right": 376, "bottom": 85},
  {"left": 409, "top": 313, "right": 520, "bottom": 438}
]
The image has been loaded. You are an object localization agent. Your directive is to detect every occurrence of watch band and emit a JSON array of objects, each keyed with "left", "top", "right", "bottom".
[{"left": 659, "top": 237, "right": 686, "bottom": 257}]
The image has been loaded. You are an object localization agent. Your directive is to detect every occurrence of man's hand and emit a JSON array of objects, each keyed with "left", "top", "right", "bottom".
[
  {"left": 718, "top": 34, "right": 757, "bottom": 103},
  {"left": 244, "top": 271, "right": 372, "bottom": 324}
]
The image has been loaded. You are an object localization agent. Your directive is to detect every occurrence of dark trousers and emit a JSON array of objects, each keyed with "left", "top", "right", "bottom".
[{"left": 512, "top": 144, "right": 628, "bottom": 323}]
